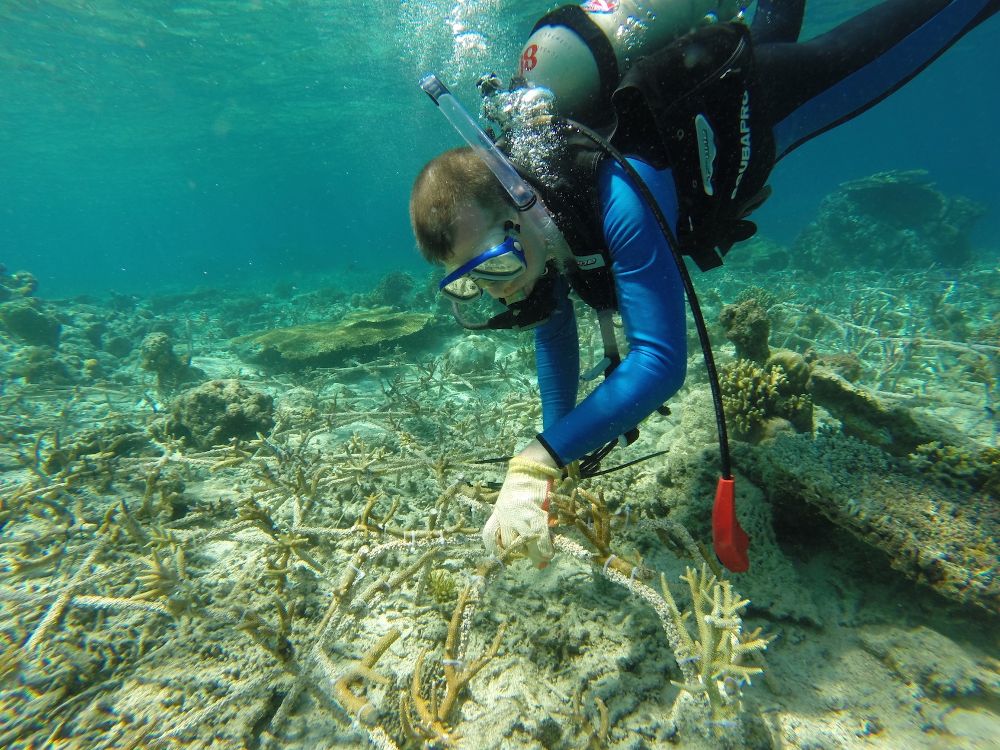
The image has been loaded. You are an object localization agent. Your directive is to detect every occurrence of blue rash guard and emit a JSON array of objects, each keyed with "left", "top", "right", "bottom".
[{"left": 535, "top": 157, "right": 686, "bottom": 466}]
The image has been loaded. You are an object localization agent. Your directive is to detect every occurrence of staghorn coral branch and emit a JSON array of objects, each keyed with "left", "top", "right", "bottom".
[
  {"left": 23, "top": 539, "right": 109, "bottom": 654},
  {"left": 260, "top": 546, "right": 440, "bottom": 742},
  {"left": 439, "top": 585, "right": 506, "bottom": 720},
  {"left": 69, "top": 595, "right": 173, "bottom": 618},
  {"left": 402, "top": 568, "right": 508, "bottom": 746},
  {"left": 672, "top": 564, "right": 770, "bottom": 722},
  {"left": 329, "top": 628, "right": 400, "bottom": 725}
]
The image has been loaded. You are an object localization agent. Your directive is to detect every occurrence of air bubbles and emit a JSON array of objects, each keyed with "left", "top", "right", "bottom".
[
  {"left": 616, "top": 14, "right": 649, "bottom": 56},
  {"left": 481, "top": 85, "right": 565, "bottom": 188}
]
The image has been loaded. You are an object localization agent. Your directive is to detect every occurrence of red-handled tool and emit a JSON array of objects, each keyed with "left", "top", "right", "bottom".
[{"left": 712, "top": 477, "right": 749, "bottom": 573}]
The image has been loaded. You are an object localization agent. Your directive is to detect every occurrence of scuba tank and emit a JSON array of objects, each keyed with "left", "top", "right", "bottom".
[{"left": 518, "top": 0, "right": 745, "bottom": 125}]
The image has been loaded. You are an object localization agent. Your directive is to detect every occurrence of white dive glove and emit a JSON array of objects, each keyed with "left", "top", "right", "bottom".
[{"left": 482, "top": 456, "right": 562, "bottom": 568}]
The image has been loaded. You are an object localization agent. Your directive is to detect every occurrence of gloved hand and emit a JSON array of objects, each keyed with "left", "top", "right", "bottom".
[{"left": 482, "top": 456, "right": 562, "bottom": 567}]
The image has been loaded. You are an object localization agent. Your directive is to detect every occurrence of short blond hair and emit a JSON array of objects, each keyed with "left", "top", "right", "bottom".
[{"left": 409, "top": 147, "right": 512, "bottom": 263}]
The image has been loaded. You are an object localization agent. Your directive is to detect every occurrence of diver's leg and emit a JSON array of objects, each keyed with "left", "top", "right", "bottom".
[
  {"left": 757, "top": 0, "right": 999, "bottom": 160},
  {"left": 750, "top": 0, "right": 806, "bottom": 44}
]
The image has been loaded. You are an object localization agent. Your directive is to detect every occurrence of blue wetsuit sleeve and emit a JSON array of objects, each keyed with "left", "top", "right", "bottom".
[
  {"left": 533, "top": 274, "right": 579, "bottom": 429},
  {"left": 538, "top": 158, "right": 687, "bottom": 465}
]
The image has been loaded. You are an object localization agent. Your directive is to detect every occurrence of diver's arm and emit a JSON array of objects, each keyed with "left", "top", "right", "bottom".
[
  {"left": 536, "top": 157, "right": 686, "bottom": 466},
  {"left": 533, "top": 274, "right": 579, "bottom": 430}
]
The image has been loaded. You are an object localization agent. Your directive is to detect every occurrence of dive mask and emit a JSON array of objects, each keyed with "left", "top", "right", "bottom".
[
  {"left": 446, "top": 261, "right": 560, "bottom": 332},
  {"left": 438, "top": 225, "right": 527, "bottom": 302}
]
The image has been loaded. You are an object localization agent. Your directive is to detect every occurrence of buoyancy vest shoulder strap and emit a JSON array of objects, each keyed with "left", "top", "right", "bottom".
[{"left": 510, "top": 130, "right": 619, "bottom": 312}]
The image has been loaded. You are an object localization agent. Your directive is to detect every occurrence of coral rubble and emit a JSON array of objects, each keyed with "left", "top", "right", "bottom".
[
  {"left": 139, "top": 331, "right": 205, "bottom": 391},
  {"left": 735, "top": 433, "right": 999, "bottom": 614},
  {"left": 0, "top": 299, "right": 61, "bottom": 348},
  {"left": 810, "top": 367, "right": 968, "bottom": 456}
]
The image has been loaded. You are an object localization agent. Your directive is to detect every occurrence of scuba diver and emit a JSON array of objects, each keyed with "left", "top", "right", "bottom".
[{"left": 409, "top": 0, "right": 999, "bottom": 571}]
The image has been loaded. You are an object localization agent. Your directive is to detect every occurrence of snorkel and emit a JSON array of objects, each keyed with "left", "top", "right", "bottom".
[
  {"left": 419, "top": 74, "right": 537, "bottom": 211},
  {"left": 419, "top": 74, "right": 565, "bottom": 329}
]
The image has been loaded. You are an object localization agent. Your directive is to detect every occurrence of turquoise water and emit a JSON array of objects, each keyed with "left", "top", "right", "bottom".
[
  {"left": 1, "top": 1, "right": 997, "bottom": 297},
  {"left": 1, "top": 4, "right": 998, "bottom": 749}
]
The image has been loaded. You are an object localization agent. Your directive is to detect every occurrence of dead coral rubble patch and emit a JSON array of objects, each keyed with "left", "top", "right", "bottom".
[
  {"left": 909, "top": 442, "right": 1000, "bottom": 497},
  {"left": 859, "top": 624, "right": 1000, "bottom": 701},
  {"left": 809, "top": 367, "right": 970, "bottom": 456},
  {"left": 7, "top": 346, "right": 75, "bottom": 384},
  {"left": 0, "top": 299, "right": 62, "bottom": 348}
]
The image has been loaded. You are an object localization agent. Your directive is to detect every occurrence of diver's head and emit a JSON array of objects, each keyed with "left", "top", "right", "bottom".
[
  {"left": 410, "top": 147, "right": 512, "bottom": 264},
  {"left": 410, "top": 147, "right": 551, "bottom": 304},
  {"left": 440, "top": 211, "right": 541, "bottom": 304}
]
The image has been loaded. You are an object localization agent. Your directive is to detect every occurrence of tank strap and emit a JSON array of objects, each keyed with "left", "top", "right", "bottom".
[{"left": 532, "top": 5, "right": 620, "bottom": 116}]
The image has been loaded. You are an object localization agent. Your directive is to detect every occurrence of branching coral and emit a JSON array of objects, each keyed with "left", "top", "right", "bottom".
[
  {"left": 661, "top": 565, "right": 773, "bottom": 721},
  {"left": 550, "top": 484, "right": 647, "bottom": 579},
  {"left": 721, "top": 357, "right": 813, "bottom": 442},
  {"left": 330, "top": 628, "right": 400, "bottom": 726},
  {"left": 400, "top": 582, "right": 507, "bottom": 747},
  {"left": 570, "top": 686, "right": 610, "bottom": 749},
  {"left": 553, "top": 526, "right": 772, "bottom": 748},
  {"left": 720, "top": 359, "right": 786, "bottom": 440}
]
